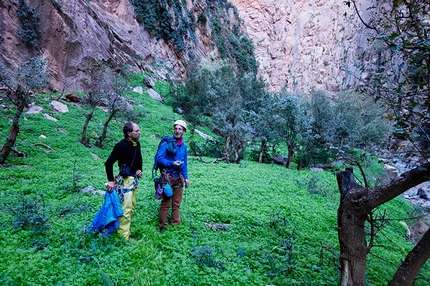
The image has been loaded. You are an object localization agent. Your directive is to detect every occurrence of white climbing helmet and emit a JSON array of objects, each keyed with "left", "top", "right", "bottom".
[{"left": 174, "top": 120, "right": 187, "bottom": 131}]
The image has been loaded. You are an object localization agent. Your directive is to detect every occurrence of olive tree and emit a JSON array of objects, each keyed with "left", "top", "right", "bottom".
[
  {"left": 79, "top": 61, "right": 106, "bottom": 147},
  {"left": 183, "top": 59, "right": 250, "bottom": 163},
  {"left": 239, "top": 73, "right": 272, "bottom": 163},
  {"left": 294, "top": 90, "right": 390, "bottom": 169},
  {"left": 80, "top": 62, "right": 133, "bottom": 148},
  {"left": 337, "top": 1, "right": 430, "bottom": 285},
  {"left": 94, "top": 72, "right": 133, "bottom": 148},
  {"left": 297, "top": 90, "right": 336, "bottom": 168},
  {"left": 0, "top": 57, "right": 50, "bottom": 164},
  {"left": 263, "top": 93, "right": 303, "bottom": 168}
]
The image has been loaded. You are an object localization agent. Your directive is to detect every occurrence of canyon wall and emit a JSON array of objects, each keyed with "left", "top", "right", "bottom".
[
  {"left": 0, "top": 0, "right": 212, "bottom": 92},
  {"left": 0, "top": 0, "right": 371, "bottom": 93},
  {"left": 230, "top": 0, "right": 372, "bottom": 92}
]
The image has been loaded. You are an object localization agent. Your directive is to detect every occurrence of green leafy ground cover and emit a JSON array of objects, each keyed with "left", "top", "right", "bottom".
[{"left": 0, "top": 90, "right": 428, "bottom": 285}]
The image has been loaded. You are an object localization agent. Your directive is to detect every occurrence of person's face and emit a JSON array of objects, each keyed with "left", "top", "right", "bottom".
[
  {"left": 129, "top": 124, "right": 141, "bottom": 141},
  {"left": 174, "top": 124, "right": 185, "bottom": 139}
]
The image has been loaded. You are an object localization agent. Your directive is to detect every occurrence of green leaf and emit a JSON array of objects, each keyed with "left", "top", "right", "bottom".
[{"left": 99, "top": 271, "right": 114, "bottom": 286}]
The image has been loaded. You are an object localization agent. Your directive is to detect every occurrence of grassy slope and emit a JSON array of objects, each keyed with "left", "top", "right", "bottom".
[{"left": 0, "top": 89, "right": 428, "bottom": 285}]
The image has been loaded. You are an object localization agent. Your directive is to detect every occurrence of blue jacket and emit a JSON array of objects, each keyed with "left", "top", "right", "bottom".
[
  {"left": 88, "top": 190, "right": 124, "bottom": 236},
  {"left": 156, "top": 139, "right": 188, "bottom": 179}
]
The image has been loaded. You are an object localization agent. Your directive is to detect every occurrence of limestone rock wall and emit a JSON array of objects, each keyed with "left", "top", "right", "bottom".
[
  {"left": 0, "top": 0, "right": 372, "bottom": 93},
  {"left": 229, "top": 0, "right": 372, "bottom": 92},
  {"left": 0, "top": 0, "right": 210, "bottom": 92}
]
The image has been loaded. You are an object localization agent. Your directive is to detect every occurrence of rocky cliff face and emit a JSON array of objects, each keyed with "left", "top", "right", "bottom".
[
  {"left": 0, "top": 0, "right": 371, "bottom": 93},
  {"left": 0, "top": 0, "right": 213, "bottom": 92},
  {"left": 230, "top": 0, "right": 372, "bottom": 92}
]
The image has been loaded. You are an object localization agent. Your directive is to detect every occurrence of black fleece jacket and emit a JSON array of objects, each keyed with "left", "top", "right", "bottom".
[{"left": 104, "top": 139, "right": 143, "bottom": 181}]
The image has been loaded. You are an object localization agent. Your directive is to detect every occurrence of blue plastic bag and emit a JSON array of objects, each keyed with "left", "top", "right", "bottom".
[{"left": 88, "top": 190, "right": 124, "bottom": 236}]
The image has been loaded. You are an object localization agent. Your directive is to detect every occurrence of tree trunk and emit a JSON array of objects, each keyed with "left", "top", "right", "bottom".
[
  {"left": 389, "top": 229, "right": 430, "bottom": 286},
  {"left": 337, "top": 168, "right": 368, "bottom": 286},
  {"left": 80, "top": 111, "right": 94, "bottom": 147},
  {"left": 258, "top": 139, "right": 267, "bottom": 163},
  {"left": 233, "top": 150, "right": 240, "bottom": 164},
  {"left": 0, "top": 93, "right": 25, "bottom": 164},
  {"left": 336, "top": 164, "right": 430, "bottom": 285},
  {"left": 94, "top": 111, "right": 115, "bottom": 148},
  {"left": 286, "top": 141, "right": 294, "bottom": 169},
  {"left": 224, "top": 136, "right": 231, "bottom": 163},
  {"left": 233, "top": 145, "right": 243, "bottom": 164}
]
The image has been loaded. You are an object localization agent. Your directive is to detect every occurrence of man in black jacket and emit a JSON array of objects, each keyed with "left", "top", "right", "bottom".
[{"left": 105, "top": 121, "right": 143, "bottom": 240}]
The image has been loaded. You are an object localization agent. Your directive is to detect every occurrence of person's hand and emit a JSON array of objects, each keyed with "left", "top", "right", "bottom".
[
  {"left": 136, "top": 170, "right": 143, "bottom": 178},
  {"left": 106, "top": 181, "right": 116, "bottom": 192},
  {"left": 185, "top": 179, "right": 190, "bottom": 188},
  {"left": 173, "top": 160, "right": 183, "bottom": 167}
]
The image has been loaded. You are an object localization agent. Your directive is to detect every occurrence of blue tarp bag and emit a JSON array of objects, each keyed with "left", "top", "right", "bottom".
[{"left": 88, "top": 190, "right": 124, "bottom": 237}]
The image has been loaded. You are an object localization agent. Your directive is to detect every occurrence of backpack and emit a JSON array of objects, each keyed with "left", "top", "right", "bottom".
[
  {"left": 152, "top": 136, "right": 177, "bottom": 200},
  {"left": 152, "top": 136, "right": 178, "bottom": 177}
]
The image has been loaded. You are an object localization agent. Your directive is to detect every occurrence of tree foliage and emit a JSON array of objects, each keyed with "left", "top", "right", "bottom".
[
  {"left": 260, "top": 93, "right": 302, "bottom": 168},
  {"left": 17, "top": 0, "right": 41, "bottom": 51},
  {"left": 79, "top": 62, "right": 134, "bottom": 148},
  {"left": 338, "top": 1, "right": 430, "bottom": 284},
  {"left": 182, "top": 59, "right": 250, "bottom": 163},
  {"left": 352, "top": 0, "right": 430, "bottom": 160},
  {"left": 296, "top": 90, "right": 390, "bottom": 168},
  {"left": 79, "top": 62, "right": 106, "bottom": 147},
  {"left": 94, "top": 71, "right": 134, "bottom": 148},
  {"left": 130, "top": 0, "right": 196, "bottom": 53},
  {"left": 130, "top": 0, "right": 256, "bottom": 73},
  {"left": 180, "top": 59, "right": 390, "bottom": 167}
]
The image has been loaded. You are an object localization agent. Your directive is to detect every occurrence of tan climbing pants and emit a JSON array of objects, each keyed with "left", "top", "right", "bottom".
[{"left": 117, "top": 176, "right": 137, "bottom": 239}]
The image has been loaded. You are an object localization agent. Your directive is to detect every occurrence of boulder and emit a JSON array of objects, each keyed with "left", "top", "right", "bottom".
[
  {"left": 26, "top": 104, "right": 43, "bottom": 114},
  {"left": 271, "top": 156, "right": 288, "bottom": 166},
  {"left": 133, "top": 86, "right": 144, "bottom": 94},
  {"left": 43, "top": 114, "right": 58, "bottom": 122},
  {"left": 147, "top": 88, "right": 164, "bottom": 101},
  {"left": 384, "top": 164, "right": 399, "bottom": 180},
  {"left": 50, "top": 101, "right": 69, "bottom": 113},
  {"left": 417, "top": 188, "right": 430, "bottom": 200}
]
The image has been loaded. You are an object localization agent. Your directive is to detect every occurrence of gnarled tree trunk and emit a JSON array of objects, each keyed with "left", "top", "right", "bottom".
[
  {"left": 286, "top": 140, "right": 294, "bottom": 169},
  {"left": 336, "top": 163, "right": 430, "bottom": 285},
  {"left": 80, "top": 111, "right": 94, "bottom": 147},
  {"left": 94, "top": 111, "right": 115, "bottom": 148},
  {"left": 224, "top": 136, "right": 231, "bottom": 162},
  {"left": 389, "top": 229, "right": 430, "bottom": 286},
  {"left": 258, "top": 139, "right": 267, "bottom": 164},
  {"left": 337, "top": 168, "right": 368, "bottom": 285},
  {"left": 0, "top": 92, "right": 25, "bottom": 164}
]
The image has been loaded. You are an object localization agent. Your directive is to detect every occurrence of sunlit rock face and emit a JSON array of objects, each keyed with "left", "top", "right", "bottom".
[
  {"left": 229, "top": 0, "right": 372, "bottom": 93},
  {"left": 0, "top": 0, "right": 372, "bottom": 93},
  {"left": 0, "top": 0, "right": 211, "bottom": 92}
]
